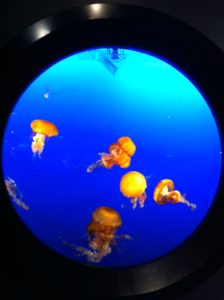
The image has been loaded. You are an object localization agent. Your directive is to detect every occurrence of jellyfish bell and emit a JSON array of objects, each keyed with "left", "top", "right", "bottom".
[
  {"left": 92, "top": 206, "right": 122, "bottom": 228},
  {"left": 30, "top": 119, "right": 58, "bottom": 156},
  {"left": 153, "top": 179, "right": 174, "bottom": 204},
  {"left": 113, "top": 151, "right": 131, "bottom": 169},
  {"left": 117, "top": 153, "right": 131, "bottom": 168},
  {"left": 120, "top": 171, "right": 147, "bottom": 209},
  {"left": 117, "top": 136, "right": 136, "bottom": 157},
  {"left": 153, "top": 179, "right": 196, "bottom": 210},
  {"left": 31, "top": 119, "right": 59, "bottom": 137},
  {"left": 120, "top": 171, "right": 147, "bottom": 198}
]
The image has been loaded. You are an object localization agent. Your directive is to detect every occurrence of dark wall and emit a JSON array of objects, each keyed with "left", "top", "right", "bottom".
[
  {"left": 1, "top": 0, "right": 224, "bottom": 50},
  {"left": 1, "top": 0, "right": 224, "bottom": 299}
]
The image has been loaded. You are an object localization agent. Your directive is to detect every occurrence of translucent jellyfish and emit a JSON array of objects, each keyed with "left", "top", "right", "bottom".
[
  {"left": 87, "top": 206, "right": 122, "bottom": 254},
  {"left": 4, "top": 177, "right": 29, "bottom": 210},
  {"left": 87, "top": 136, "right": 136, "bottom": 173},
  {"left": 60, "top": 206, "right": 131, "bottom": 263},
  {"left": 153, "top": 179, "right": 196, "bottom": 210},
  {"left": 120, "top": 171, "right": 147, "bottom": 209},
  {"left": 30, "top": 119, "right": 59, "bottom": 156}
]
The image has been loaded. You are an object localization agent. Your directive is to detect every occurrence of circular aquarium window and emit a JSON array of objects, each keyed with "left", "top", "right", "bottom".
[{"left": 2, "top": 47, "right": 222, "bottom": 267}]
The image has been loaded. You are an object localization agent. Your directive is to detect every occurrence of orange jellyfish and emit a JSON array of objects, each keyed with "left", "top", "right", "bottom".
[
  {"left": 153, "top": 179, "right": 196, "bottom": 210},
  {"left": 87, "top": 136, "right": 136, "bottom": 173},
  {"left": 30, "top": 119, "right": 59, "bottom": 156},
  {"left": 87, "top": 206, "right": 122, "bottom": 255},
  {"left": 59, "top": 206, "right": 131, "bottom": 263},
  {"left": 120, "top": 171, "right": 147, "bottom": 209}
]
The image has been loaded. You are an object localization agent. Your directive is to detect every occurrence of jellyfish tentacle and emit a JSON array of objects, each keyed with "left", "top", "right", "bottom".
[
  {"left": 130, "top": 197, "right": 138, "bottom": 209},
  {"left": 89, "top": 238, "right": 99, "bottom": 250},
  {"left": 87, "top": 159, "right": 104, "bottom": 173},
  {"left": 168, "top": 191, "right": 196, "bottom": 209},
  {"left": 31, "top": 133, "right": 46, "bottom": 157},
  {"left": 60, "top": 241, "right": 106, "bottom": 263},
  {"left": 139, "top": 192, "right": 147, "bottom": 208},
  {"left": 14, "top": 197, "right": 29, "bottom": 210},
  {"left": 99, "top": 152, "right": 118, "bottom": 169},
  {"left": 180, "top": 195, "right": 197, "bottom": 210},
  {"left": 190, "top": 203, "right": 197, "bottom": 211},
  {"left": 87, "top": 152, "right": 117, "bottom": 172},
  {"left": 116, "top": 234, "right": 132, "bottom": 240}
]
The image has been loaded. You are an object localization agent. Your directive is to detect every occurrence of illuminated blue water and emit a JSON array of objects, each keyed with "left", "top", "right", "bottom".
[{"left": 2, "top": 48, "right": 222, "bottom": 267}]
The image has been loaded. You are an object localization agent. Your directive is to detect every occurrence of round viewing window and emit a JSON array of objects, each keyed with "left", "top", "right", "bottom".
[{"left": 2, "top": 47, "right": 222, "bottom": 267}]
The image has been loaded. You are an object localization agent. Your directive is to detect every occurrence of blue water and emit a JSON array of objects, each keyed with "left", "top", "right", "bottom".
[{"left": 2, "top": 48, "right": 222, "bottom": 267}]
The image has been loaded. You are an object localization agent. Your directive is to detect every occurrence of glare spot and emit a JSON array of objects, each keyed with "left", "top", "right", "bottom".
[
  {"left": 91, "top": 4, "right": 103, "bottom": 13},
  {"left": 34, "top": 24, "right": 50, "bottom": 40}
]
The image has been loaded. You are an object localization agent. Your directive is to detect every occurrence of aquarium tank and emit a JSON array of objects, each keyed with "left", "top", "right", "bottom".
[{"left": 2, "top": 47, "right": 222, "bottom": 267}]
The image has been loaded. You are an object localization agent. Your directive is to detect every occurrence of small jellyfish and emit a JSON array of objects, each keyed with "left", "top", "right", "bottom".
[
  {"left": 153, "top": 179, "right": 196, "bottom": 210},
  {"left": 120, "top": 171, "right": 147, "bottom": 209},
  {"left": 4, "top": 177, "right": 29, "bottom": 210},
  {"left": 87, "top": 136, "right": 136, "bottom": 173},
  {"left": 30, "top": 119, "right": 59, "bottom": 156},
  {"left": 60, "top": 206, "right": 130, "bottom": 263}
]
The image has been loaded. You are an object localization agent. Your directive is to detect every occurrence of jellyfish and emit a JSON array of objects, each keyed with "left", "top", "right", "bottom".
[
  {"left": 86, "top": 206, "right": 122, "bottom": 253},
  {"left": 4, "top": 177, "right": 29, "bottom": 210},
  {"left": 87, "top": 136, "right": 136, "bottom": 173},
  {"left": 60, "top": 206, "right": 131, "bottom": 263},
  {"left": 120, "top": 171, "right": 147, "bottom": 209},
  {"left": 30, "top": 119, "right": 59, "bottom": 156},
  {"left": 153, "top": 179, "right": 196, "bottom": 210}
]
